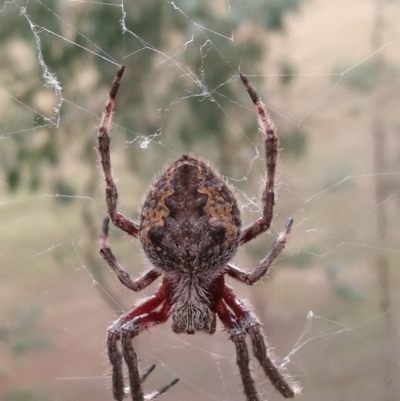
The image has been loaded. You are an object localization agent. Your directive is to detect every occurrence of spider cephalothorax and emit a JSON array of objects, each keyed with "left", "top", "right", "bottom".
[{"left": 98, "top": 66, "right": 300, "bottom": 401}]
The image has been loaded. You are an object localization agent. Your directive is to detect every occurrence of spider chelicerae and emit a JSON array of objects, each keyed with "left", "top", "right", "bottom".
[{"left": 98, "top": 66, "right": 300, "bottom": 401}]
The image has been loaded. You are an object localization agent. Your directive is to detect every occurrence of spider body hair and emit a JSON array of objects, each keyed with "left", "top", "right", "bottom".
[
  {"left": 139, "top": 154, "right": 240, "bottom": 334},
  {"left": 139, "top": 154, "right": 241, "bottom": 275},
  {"left": 163, "top": 272, "right": 222, "bottom": 334},
  {"left": 98, "top": 67, "right": 299, "bottom": 401}
]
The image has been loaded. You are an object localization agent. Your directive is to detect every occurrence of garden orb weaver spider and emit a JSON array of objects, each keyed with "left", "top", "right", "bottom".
[{"left": 98, "top": 66, "right": 300, "bottom": 401}]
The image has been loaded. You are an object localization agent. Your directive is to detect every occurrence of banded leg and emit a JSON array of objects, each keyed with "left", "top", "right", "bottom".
[
  {"left": 100, "top": 216, "right": 160, "bottom": 291},
  {"left": 239, "top": 74, "right": 289, "bottom": 245},
  {"left": 98, "top": 66, "right": 139, "bottom": 237},
  {"left": 107, "top": 290, "right": 178, "bottom": 401},
  {"left": 216, "top": 300, "right": 260, "bottom": 401},
  {"left": 225, "top": 218, "right": 293, "bottom": 285},
  {"left": 120, "top": 302, "right": 178, "bottom": 401},
  {"left": 223, "top": 286, "right": 299, "bottom": 398}
]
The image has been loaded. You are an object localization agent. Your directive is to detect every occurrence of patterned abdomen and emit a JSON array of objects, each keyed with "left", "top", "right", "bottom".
[{"left": 139, "top": 155, "right": 241, "bottom": 274}]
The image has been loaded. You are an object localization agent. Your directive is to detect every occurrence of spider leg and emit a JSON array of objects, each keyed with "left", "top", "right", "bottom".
[
  {"left": 121, "top": 302, "right": 178, "bottom": 401},
  {"left": 239, "top": 74, "right": 291, "bottom": 245},
  {"left": 100, "top": 216, "right": 161, "bottom": 291},
  {"left": 225, "top": 218, "right": 293, "bottom": 285},
  {"left": 107, "top": 291, "right": 164, "bottom": 401},
  {"left": 107, "top": 332, "right": 124, "bottom": 401},
  {"left": 107, "top": 343, "right": 161, "bottom": 401},
  {"left": 140, "top": 363, "right": 156, "bottom": 384},
  {"left": 216, "top": 300, "right": 260, "bottom": 401},
  {"left": 98, "top": 66, "right": 139, "bottom": 237},
  {"left": 107, "top": 286, "right": 178, "bottom": 401},
  {"left": 223, "top": 286, "right": 299, "bottom": 398}
]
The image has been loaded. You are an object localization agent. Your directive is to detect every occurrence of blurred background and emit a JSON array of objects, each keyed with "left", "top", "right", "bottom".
[{"left": 1, "top": 1, "right": 400, "bottom": 400}]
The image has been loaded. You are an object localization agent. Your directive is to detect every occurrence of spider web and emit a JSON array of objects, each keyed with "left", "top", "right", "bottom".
[{"left": 1, "top": 1, "right": 400, "bottom": 401}]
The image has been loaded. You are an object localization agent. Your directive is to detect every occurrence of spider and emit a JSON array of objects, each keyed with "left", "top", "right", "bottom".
[{"left": 97, "top": 66, "right": 300, "bottom": 401}]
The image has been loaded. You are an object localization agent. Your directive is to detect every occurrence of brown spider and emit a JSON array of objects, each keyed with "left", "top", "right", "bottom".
[{"left": 98, "top": 66, "right": 300, "bottom": 401}]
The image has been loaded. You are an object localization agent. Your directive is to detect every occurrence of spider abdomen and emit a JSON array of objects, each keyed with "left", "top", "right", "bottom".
[{"left": 139, "top": 154, "right": 241, "bottom": 274}]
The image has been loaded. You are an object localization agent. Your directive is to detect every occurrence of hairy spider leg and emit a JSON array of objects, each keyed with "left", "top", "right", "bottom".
[
  {"left": 216, "top": 300, "right": 261, "bottom": 401},
  {"left": 98, "top": 66, "right": 139, "bottom": 237},
  {"left": 100, "top": 216, "right": 161, "bottom": 291},
  {"left": 121, "top": 302, "right": 177, "bottom": 401},
  {"left": 225, "top": 218, "right": 293, "bottom": 285},
  {"left": 223, "top": 286, "right": 299, "bottom": 398},
  {"left": 107, "top": 285, "right": 178, "bottom": 401},
  {"left": 239, "top": 73, "right": 290, "bottom": 245}
]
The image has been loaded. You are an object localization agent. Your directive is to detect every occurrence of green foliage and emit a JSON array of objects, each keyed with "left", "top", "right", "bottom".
[
  {"left": 6, "top": 168, "right": 20, "bottom": 192},
  {"left": 11, "top": 336, "right": 51, "bottom": 356},
  {"left": 52, "top": 179, "right": 76, "bottom": 205},
  {"left": 325, "top": 264, "right": 364, "bottom": 303},
  {"left": 280, "top": 127, "right": 307, "bottom": 159},
  {"left": 333, "top": 58, "right": 395, "bottom": 93},
  {"left": 1, "top": 0, "right": 303, "bottom": 194},
  {"left": 325, "top": 263, "right": 339, "bottom": 280},
  {"left": 5, "top": 389, "right": 50, "bottom": 401},
  {"left": 0, "top": 305, "right": 51, "bottom": 356},
  {"left": 233, "top": 0, "right": 301, "bottom": 31},
  {"left": 279, "top": 60, "right": 296, "bottom": 87},
  {"left": 322, "top": 167, "right": 353, "bottom": 191},
  {"left": 284, "top": 246, "right": 317, "bottom": 269},
  {"left": 334, "top": 283, "right": 363, "bottom": 303}
]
